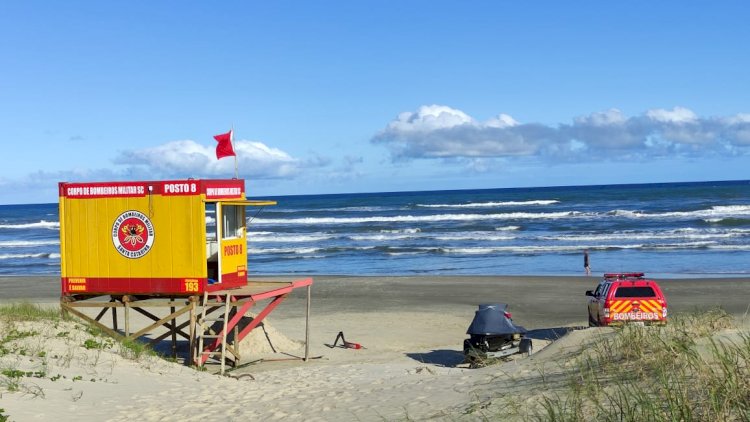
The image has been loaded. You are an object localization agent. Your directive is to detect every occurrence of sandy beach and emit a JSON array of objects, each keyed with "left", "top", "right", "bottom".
[{"left": 0, "top": 275, "right": 748, "bottom": 421}]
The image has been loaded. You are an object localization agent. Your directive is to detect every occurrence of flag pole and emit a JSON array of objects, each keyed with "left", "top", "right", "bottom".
[{"left": 231, "top": 125, "right": 238, "bottom": 179}]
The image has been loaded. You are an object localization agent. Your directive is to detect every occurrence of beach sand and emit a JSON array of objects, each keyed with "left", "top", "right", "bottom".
[{"left": 0, "top": 275, "right": 748, "bottom": 420}]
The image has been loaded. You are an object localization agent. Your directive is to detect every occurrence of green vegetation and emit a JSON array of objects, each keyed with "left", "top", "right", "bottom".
[
  {"left": 504, "top": 309, "right": 749, "bottom": 421},
  {"left": 119, "top": 338, "right": 156, "bottom": 360},
  {"left": 0, "top": 302, "right": 60, "bottom": 321},
  {"left": 0, "top": 301, "right": 163, "bottom": 406},
  {"left": 83, "top": 338, "right": 113, "bottom": 350}
]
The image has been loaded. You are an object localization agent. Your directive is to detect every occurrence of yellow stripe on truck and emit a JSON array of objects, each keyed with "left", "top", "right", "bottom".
[
  {"left": 611, "top": 300, "right": 632, "bottom": 313},
  {"left": 639, "top": 300, "right": 662, "bottom": 313},
  {"left": 610, "top": 298, "right": 664, "bottom": 321}
]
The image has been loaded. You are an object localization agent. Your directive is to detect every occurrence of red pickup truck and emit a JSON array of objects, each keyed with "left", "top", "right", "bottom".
[{"left": 585, "top": 273, "right": 668, "bottom": 326}]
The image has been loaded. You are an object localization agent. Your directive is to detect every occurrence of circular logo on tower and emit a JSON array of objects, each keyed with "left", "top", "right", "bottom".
[{"left": 112, "top": 210, "right": 155, "bottom": 259}]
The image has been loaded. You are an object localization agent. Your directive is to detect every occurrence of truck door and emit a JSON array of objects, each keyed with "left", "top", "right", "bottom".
[{"left": 589, "top": 282, "right": 605, "bottom": 321}]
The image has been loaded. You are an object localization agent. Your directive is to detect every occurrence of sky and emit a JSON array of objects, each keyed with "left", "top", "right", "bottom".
[{"left": 1, "top": 1, "right": 749, "bottom": 204}]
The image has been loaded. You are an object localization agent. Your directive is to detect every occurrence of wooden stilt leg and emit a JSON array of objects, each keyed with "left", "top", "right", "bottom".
[
  {"left": 58, "top": 280, "right": 313, "bottom": 366},
  {"left": 189, "top": 296, "right": 197, "bottom": 366},
  {"left": 60, "top": 297, "right": 70, "bottom": 319},
  {"left": 124, "top": 300, "right": 131, "bottom": 338},
  {"left": 233, "top": 319, "right": 239, "bottom": 366},
  {"left": 94, "top": 305, "right": 109, "bottom": 322},
  {"left": 170, "top": 298, "right": 177, "bottom": 359}
]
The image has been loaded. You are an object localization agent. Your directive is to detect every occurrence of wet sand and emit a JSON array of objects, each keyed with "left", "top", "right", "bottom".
[{"left": 1, "top": 275, "right": 748, "bottom": 326}]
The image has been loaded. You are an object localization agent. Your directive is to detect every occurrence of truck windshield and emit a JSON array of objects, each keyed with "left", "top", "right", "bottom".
[{"left": 614, "top": 286, "right": 656, "bottom": 298}]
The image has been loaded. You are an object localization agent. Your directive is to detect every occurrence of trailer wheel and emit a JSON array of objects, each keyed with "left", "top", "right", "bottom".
[{"left": 519, "top": 338, "right": 533, "bottom": 357}]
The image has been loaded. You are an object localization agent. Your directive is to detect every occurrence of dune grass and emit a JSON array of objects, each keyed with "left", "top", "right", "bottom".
[
  {"left": 521, "top": 309, "right": 749, "bottom": 421},
  {"left": 0, "top": 302, "right": 60, "bottom": 322},
  {"left": 0, "top": 302, "right": 159, "bottom": 359},
  {"left": 0, "top": 301, "right": 177, "bottom": 422}
]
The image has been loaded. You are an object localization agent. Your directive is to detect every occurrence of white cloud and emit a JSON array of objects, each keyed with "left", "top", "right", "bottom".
[
  {"left": 115, "top": 139, "right": 305, "bottom": 179},
  {"left": 725, "top": 113, "right": 750, "bottom": 124},
  {"left": 373, "top": 105, "right": 750, "bottom": 162},
  {"left": 373, "top": 105, "right": 544, "bottom": 159},
  {"left": 486, "top": 114, "right": 519, "bottom": 128},
  {"left": 386, "top": 105, "right": 475, "bottom": 133},
  {"left": 722, "top": 114, "right": 750, "bottom": 146},
  {"left": 574, "top": 108, "right": 627, "bottom": 126},
  {"left": 646, "top": 106, "right": 698, "bottom": 123},
  {"left": 0, "top": 138, "right": 330, "bottom": 204}
]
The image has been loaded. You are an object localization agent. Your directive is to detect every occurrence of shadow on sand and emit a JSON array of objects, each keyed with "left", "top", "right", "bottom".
[
  {"left": 525, "top": 326, "right": 583, "bottom": 341},
  {"left": 404, "top": 326, "right": 584, "bottom": 367},
  {"left": 406, "top": 349, "right": 466, "bottom": 367}
]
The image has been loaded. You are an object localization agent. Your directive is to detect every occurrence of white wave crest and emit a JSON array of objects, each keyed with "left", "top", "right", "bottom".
[
  {"left": 495, "top": 226, "right": 521, "bottom": 231},
  {"left": 610, "top": 205, "right": 750, "bottom": 220},
  {"left": 349, "top": 234, "right": 418, "bottom": 241},
  {"left": 0, "top": 252, "right": 57, "bottom": 259},
  {"left": 248, "top": 247, "right": 323, "bottom": 254},
  {"left": 418, "top": 200, "right": 559, "bottom": 208},
  {"left": 380, "top": 228, "right": 421, "bottom": 234},
  {"left": 544, "top": 228, "right": 750, "bottom": 242},
  {"left": 274, "top": 206, "right": 399, "bottom": 213},
  {"left": 0, "top": 220, "right": 60, "bottom": 230},
  {"left": 646, "top": 241, "right": 716, "bottom": 249},
  {"left": 706, "top": 244, "right": 750, "bottom": 251},
  {"left": 253, "top": 211, "right": 582, "bottom": 225},
  {"left": 435, "top": 233, "right": 516, "bottom": 241},
  {"left": 710, "top": 205, "right": 750, "bottom": 213},
  {"left": 248, "top": 233, "right": 334, "bottom": 243},
  {"left": 443, "top": 245, "right": 589, "bottom": 254},
  {"left": 0, "top": 240, "right": 60, "bottom": 247}
]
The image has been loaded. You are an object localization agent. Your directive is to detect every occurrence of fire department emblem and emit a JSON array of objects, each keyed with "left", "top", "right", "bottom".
[{"left": 112, "top": 210, "right": 155, "bottom": 259}]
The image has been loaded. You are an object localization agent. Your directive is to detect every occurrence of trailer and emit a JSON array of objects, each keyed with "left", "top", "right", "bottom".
[
  {"left": 58, "top": 179, "right": 312, "bottom": 372},
  {"left": 463, "top": 304, "right": 532, "bottom": 367}
]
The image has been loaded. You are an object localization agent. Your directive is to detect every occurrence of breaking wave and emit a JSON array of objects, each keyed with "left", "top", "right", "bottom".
[
  {"left": 609, "top": 205, "right": 750, "bottom": 220},
  {"left": 0, "top": 220, "right": 60, "bottom": 230},
  {"left": 0, "top": 240, "right": 60, "bottom": 248},
  {"left": 248, "top": 241, "right": 734, "bottom": 257},
  {"left": 417, "top": 200, "right": 559, "bottom": 208},
  {"left": 0, "top": 252, "right": 58, "bottom": 259},
  {"left": 248, "top": 233, "right": 334, "bottom": 243},
  {"left": 435, "top": 233, "right": 516, "bottom": 241},
  {"left": 253, "top": 211, "right": 584, "bottom": 225},
  {"left": 381, "top": 228, "right": 421, "bottom": 234},
  {"left": 544, "top": 228, "right": 750, "bottom": 242}
]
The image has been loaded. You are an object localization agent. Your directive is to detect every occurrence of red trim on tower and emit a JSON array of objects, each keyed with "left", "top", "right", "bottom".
[{"left": 61, "top": 277, "right": 209, "bottom": 296}]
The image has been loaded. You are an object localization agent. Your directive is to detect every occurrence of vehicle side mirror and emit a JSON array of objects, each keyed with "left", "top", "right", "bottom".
[{"left": 585, "top": 290, "right": 594, "bottom": 297}]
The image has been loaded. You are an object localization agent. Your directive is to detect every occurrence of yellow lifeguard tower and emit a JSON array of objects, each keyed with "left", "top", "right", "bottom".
[{"left": 58, "top": 179, "right": 312, "bottom": 372}]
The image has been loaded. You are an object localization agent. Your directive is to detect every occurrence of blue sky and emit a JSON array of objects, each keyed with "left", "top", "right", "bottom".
[{"left": 1, "top": 1, "right": 749, "bottom": 204}]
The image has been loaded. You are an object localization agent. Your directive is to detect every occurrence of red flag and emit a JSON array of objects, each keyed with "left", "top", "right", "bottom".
[{"left": 214, "top": 130, "right": 236, "bottom": 159}]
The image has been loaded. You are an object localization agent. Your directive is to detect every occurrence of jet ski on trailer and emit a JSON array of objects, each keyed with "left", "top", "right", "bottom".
[{"left": 464, "top": 303, "right": 532, "bottom": 366}]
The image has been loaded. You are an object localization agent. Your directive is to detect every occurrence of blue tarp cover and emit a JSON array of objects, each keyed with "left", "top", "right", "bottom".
[{"left": 467, "top": 303, "right": 527, "bottom": 335}]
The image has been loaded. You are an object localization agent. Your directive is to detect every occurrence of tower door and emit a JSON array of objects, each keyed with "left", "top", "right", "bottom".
[{"left": 216, "top": 203, "right": 247, "bottom": 288}]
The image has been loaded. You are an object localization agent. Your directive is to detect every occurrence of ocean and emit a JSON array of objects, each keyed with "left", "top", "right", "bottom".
[{"left": 1, "top": 180, "right": 749, "bottom": 278}]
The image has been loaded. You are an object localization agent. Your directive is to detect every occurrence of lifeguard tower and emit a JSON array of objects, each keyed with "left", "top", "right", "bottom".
[{"left": 58, "top": 178, "right": 312, "bottom": 372}]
